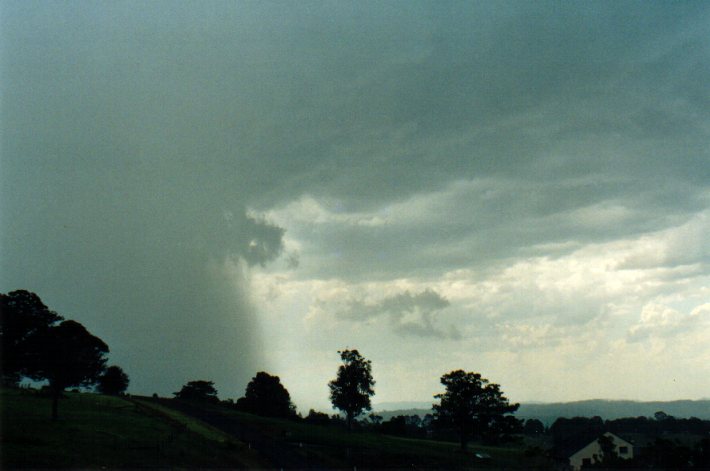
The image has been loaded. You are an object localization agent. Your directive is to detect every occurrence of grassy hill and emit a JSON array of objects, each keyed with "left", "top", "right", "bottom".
[
  {"left": 0, "top": 387, "right": 266, "bottom": 468},
  {"left": 2, "top": 387, "right": 553, "bottom": 469},
  {"left": 159, "top": 399, "right": 552, "bottom": 469}
]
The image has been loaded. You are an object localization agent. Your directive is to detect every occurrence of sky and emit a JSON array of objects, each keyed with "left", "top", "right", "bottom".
[{"left": 1, "top": 1, "right": 709, "bottom": 413}]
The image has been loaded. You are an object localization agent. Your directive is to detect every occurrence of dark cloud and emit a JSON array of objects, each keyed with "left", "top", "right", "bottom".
[
  {"left": 1, "top": 0, "right": 709, "bottom": 401},
  {"left": 1, "top": 1, "right": 289, "bottom": 396}
]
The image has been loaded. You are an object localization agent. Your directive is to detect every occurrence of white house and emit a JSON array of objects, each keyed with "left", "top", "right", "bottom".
[{"left": 569, "top": 432, "right": 634, "bottom": 470}]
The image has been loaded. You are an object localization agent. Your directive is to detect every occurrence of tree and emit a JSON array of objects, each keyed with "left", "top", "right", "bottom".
[
  {"left": 550, "top": 416, "right": 605, "bottom": 451},
  {"left": 381, "top": 415, "right": 426, "bottom": 438},
  {"left": 367, "top": 412, "right": 383, "bottom": 426},
  {"left": 97, "top": 365, "right": 130, "bottom": 395},
  {"left": 328, "top": 349, "right": 375, "bottom": 430},
  {"left": 0, "top": 290, "right": 63, "bottom": 384},
  {"left": 236, "top": 371, "right": 296, "bottom": 418},
  {"left": 28, "top": 320, "right": 109, "bottom": 420},
  {"left": 523, "top": 418, "right": 545, "bottom": 435},
  {"left": 484, "top": 413, "right": 523, "bottom": 444},
  {"left": 596, "top": 434, "right": 617, "bottom": 464},
  {"left": 433, "top": 370, "right": 519, "bottom": 450},
  {"left": 174, "top": 380, "right": 219, "bottom": 403},
  {"left": 304, "top": 409, "right": 332, "bottom": 426}
]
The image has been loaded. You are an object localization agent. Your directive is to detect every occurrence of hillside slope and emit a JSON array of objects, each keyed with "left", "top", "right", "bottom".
[
  {"left": 0, "top": 388, "right": 265, "bottom": 468},
  {"left": 161, "top": 399, "right": 552, "bottom": 469}
]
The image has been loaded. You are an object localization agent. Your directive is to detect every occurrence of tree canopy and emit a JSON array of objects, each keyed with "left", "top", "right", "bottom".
[
  {"left": 236, "top": 371, "right": 296, "bottom": 418},
  {"left": 0, "top": 290, "right": 63, "bottom": 384},
  {"left": 1, "top": 290, "right": 112, "bottom": 419},
  {"left": 97, "top": 365, "right": 130, "bottom": 395},
  {"left": 433, "top": 370, "right": 519, "bottom": 450},
  {"left": 32, "top": 320, "right": 110, "bottom": 419},
  {"left": 328, "top": 349, "right": 375, "bottom": 430},
  {"left": 523, "top": 418, "right": 545, "bottom": 435},
  {"left": 174, "top": 380, "right": 219, "bottom": 403}
]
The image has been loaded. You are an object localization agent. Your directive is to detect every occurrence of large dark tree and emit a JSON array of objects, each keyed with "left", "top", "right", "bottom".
[
  {"left": 328, "top": 349, "right": 375, "bottom": 430},
  {"left": 550, "top": 416, "right": 605, "bottom": 451},
  {"left": 0, "top": 290, "right": 63, "bottom": 384},
  {"left": 433, "top": 370, "right": 519, "bottom": 450},
  {"left": 96, "top": 365, "right": 130, "bottom": 395},
  {"left": 174, "top": 380, "right": 219, "bottom": 403},
  {"left": 28, "top": 320, "right": 109, "bottom": 420},
  {"left": 236, "top": 371, "right": 296, "bottom": 418},
  {"left": 523, "top": 418, "right": 545, "bottom": 435}
]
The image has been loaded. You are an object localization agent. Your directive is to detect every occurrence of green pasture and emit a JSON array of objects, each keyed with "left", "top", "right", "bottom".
[
  {"left": 1, "top": 387, "right": 552, "bottom": 469},
  {"left": 0, "top": 388, "right": 265, "bottom": 468},
  {"left": 168, "top": 401, "right": 553, "bottom": 469}
]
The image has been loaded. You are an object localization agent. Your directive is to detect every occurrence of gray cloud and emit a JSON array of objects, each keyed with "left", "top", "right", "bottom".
[
  {"left": 336, "top": 289, "right": 460, "bottom": 339},
  {"left": 1, "top": 0, "right": 709, "bottom": 402},
  {"left": 1, "top": 1, "right": 292, "bottom": 397}
]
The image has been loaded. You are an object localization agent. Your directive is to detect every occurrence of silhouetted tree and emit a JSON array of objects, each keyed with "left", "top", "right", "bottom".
[
  {"left": 236, "top": 371, "right": 296, "bottom": 418},
  {"left": 381, "top": 415, "right": 409, "bottom": 436},
  {"left": 27, "top": 320, "right": 109, "bottom": 419},
  {"left": 635, "top": 438, "right": 694, "bottom": 469},
  {"left": 524, "top": 418, "right": 545, "bottom": 435},
  {"left": 367, "top": 412, "right": 383, "bottom": 426},
  {"left": 597, "top": 434, "right": 617, "bottom": 463},
  {"left": 484, "top": 413, "right": 523, "bottom": 444},
  {"left": 654, "top": 410, "right": 669, "bottom": 422},
  {"left": 174, "top": 380, "right": 219, "bottom": 403},
  {"left": 433, "top": 370, "right": 519, "bottom": 450},
  {"left": 0, "top": 290, "right": 63, "bottom": 384},
  {"left": 422, "top": 413, "right": 435, "bottom": 430},
  {"left": 695, "top": 439, "right": 710, "bottom": 469},
  {"left": 304, "top": 409, "right": 332, "bottom": 426},
  {"left": 96, "top": 365, "right": 129, "bottom": 395},
  {"left": 550, "top": 416, "right": 605, "bottom": 451},
  {"left": 381, "top": 415, "right": 426, "bottom": 438},
  {"left": 329, "top": 349, "right": 375, "bottom": 430}
]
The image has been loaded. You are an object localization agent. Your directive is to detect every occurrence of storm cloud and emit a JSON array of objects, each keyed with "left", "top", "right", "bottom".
[{"left": 2, "top": 1, "right": 709, "bottom": 408}]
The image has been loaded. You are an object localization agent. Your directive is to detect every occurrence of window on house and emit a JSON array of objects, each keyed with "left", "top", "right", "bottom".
[
  {"left": 582, "top": 458, "right": 592, "bottom": 466},
  {"left": 618, "top": 446, "right": 629, "bottom": 455}
]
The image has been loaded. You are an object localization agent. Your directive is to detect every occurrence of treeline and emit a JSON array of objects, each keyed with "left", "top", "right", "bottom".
[
  {"left": 170, "top": 374, "right": 297, "bottom": 419},
  {"left": 2, "top": 289, "right": 522, "bottom": 452},
  {"left": 160, "top": 351, "right": 522, "bottom": 450},
  {"left": 549, "top": 414, "right": 710, "bottom": 449},
  {"left": 168, "top": 365, "right": 522, "bottom": 450}
]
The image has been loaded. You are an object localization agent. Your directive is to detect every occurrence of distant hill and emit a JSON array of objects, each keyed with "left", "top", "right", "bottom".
[
  {"left": 373, "top": 401, "right": 433, "bottom": 411},
  {"left": 374, "top": 399, "right": 710, "bottom": 425},
  {"left": 517, "top": 399, "right": 710, "bottom": 426}
]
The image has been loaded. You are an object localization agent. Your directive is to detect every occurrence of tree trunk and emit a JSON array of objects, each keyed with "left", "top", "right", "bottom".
[
  {"left": 459, "top": 428, "right": 468, "bottom": 451},
  {"left": 347, "top": 412, "right": 353, "bottom": 431},
  {"left": 51, "top": 389, "right": 60, "bottom": 421}
]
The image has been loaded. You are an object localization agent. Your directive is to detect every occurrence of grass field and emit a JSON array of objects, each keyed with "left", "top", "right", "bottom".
[
  {"left": 160, "top": 399, "right": 554, "bottom": 469},
  {"left": 2, "top": 387, "right": 553, "bottom": 469},
  {"left": 0, "top": 387, "right": 266, "bottom": 468}
]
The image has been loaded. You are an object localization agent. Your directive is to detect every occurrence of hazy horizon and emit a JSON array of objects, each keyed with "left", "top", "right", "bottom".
[{"left": 2, "top": 1, "right": 709, "bottom": 413}]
